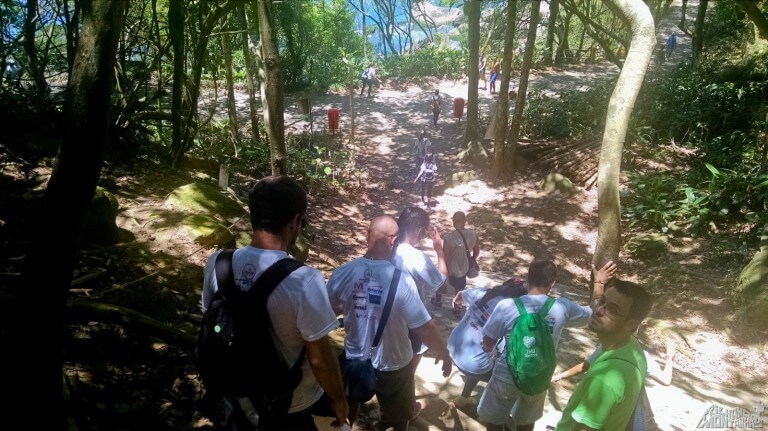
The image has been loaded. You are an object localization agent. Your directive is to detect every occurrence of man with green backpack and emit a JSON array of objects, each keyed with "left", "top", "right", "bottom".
[{"left": 477, "top": 258, "right": 594, "bottom": 431}]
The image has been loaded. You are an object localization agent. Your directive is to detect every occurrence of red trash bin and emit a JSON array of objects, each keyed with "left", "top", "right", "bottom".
[
  {"left": 453, "top": 97, "right": 465, "bottom": 121},
  {"left": 328, "top": 108, "right": 340, "bottom": 134}
]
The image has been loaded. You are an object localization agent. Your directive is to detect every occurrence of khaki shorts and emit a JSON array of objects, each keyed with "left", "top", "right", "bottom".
[{"left": 477, "top": 366, "right": 547, "bottom": 426}]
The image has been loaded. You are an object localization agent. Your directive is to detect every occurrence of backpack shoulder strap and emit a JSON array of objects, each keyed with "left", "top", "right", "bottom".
[
  {"left": 214, "top": 249, "right": 237, "bottom": 299},
  {"left": 513, "top": 297, "right": 528, "bottom": 317},
  {"left": 372, "top": 269, "right": 400, "bottom": 348},
  {"left": 538, "top": 297, "right": 556, "bottom": 318},
  {"left": 248, "top": 257, "right": 305, "bottom": 301}
]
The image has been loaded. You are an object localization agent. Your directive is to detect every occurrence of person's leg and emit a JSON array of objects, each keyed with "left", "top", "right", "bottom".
[
  {"left": 477, "top": 370, "right": 518, "bottom": 430},
  {"left": 360, "top": 80, "right": 365, "bottom": 96},
  {"left": 427, "top": 181, "right": 433, "bottom": 204},
  {"left": 421, "top": 181, "right": 427, "bottom": 203},
  {"left": 376, "top": 363, "right": 416, "bottom": 431},
  {"left": 508, "top": 390, "right": 547, "bottom": 431},
  {"left": 461, "top": 368, "right": 493, "bottom": 397}
]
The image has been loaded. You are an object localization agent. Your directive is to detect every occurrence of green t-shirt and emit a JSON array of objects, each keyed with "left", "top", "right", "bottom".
[{"left": 556, "top": 337, "right": 647, "bottom": 431}]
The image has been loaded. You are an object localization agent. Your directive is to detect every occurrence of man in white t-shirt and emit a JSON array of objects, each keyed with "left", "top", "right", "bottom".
[
  {"left": 201, "top": 175, "right": 347, "bottom": 430},
  {"left": 439, "top": 211, "right": 480, "bottom": 314},
  {"left": 327, "top": 216, "right": 452, "bottom": 431},
  {"left": 478, "top": 259, "right": 593, "bottom": 431}
]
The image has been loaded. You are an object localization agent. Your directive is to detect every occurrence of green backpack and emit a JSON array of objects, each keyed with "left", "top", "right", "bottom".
[{"left": 505, "top": 297, "right": 557, "bottom": 395}]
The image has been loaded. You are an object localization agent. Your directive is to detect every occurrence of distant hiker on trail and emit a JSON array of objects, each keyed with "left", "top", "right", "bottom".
[
  {"left": 360, "top": 63, "right": 376, "bottom": 97},
  {"left": 326, "top": 215, "right": 452, "bottom": 430},
  {"left": 489, "top": 57, "right": 501, "bottom": 94},
  {"left": 665, "top": 32, "right": 677, "bottom": 58},
  {"left": 479, "top": 54, "right": 487, "bottom": 90},
  {"left": 414, "top": 153, "right": 437, "bottom": 206},
  {"left": 430, "top": 90, "right": 441, "bottom": 127},
  {"left": 200, "top": 175, "right": 348, "bottom": 430},
  {"left": 413, "top": 130, "right": 431, "bottom": 172}
]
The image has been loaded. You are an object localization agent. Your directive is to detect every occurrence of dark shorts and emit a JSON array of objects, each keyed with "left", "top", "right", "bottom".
[
  {"left": 376, "top": 362, "right": 416, "bottom": 427},
  {"left": 255, "top": 393, "right": 334, "bottom": 431},
  {"left": 449, "top": 275, "right": 467, "bottom": 292}
]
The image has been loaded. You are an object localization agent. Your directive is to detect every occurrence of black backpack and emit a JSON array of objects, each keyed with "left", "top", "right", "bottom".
[{"left": 197, "top": 250, "right": 305, "bottom": 419}]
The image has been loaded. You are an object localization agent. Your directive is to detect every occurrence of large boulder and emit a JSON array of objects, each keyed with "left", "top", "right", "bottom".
[
  {"left": 180, "top": 214, "right": 234, "bottom": 247},
  {"left": 165, "top": 182, "right": 245, "bottom": 220},
  {"left": 82, "top": 187, "right": 120, "bottom": 246},
  {"left": 541, "top": 172, "right": 577, "bottom": 196},
  {"left": 732, "top": 225, "right": 768, "bottom": 325},
  {"left": 624, "top": 233, "right": 668, "bottom": 260}
]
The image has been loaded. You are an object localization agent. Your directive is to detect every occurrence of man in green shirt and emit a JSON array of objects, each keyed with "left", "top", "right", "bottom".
[{"left": 556, "top": 281, "right": 653, "bottom": 431}]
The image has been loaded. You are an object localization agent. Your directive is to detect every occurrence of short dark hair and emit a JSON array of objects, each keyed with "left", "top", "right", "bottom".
[
  {"left": 248, "top": 175, "right": 307, "bottom": 234},
  {"left": 527, "top": 258, "right": 557, "bottom": 288},
  {"left": 613, "top": 280, "right": 653, "bottom": 323},
  {"left": 396, "top": 206, "right": 429, "bottom": 238}
]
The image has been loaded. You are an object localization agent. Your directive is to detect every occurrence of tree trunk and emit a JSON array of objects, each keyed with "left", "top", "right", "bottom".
[
  {"left": 4, "top": 1, "right": 126, "bottom": 428},
  {"left": 691, "top": 0, "right": 707, "bottom": 67},
  {"left": 492, "top": 0, "right": 518, "bottom": 178},
  {"left": 22, "top": 0, "right": 48, "bottom": 99},
  {"left": 506, "top": 0, "right": 540, "bottom": 175},
  {"left": 735, "top": 1, "right": 768, "bottom": 41},
  {"left": 593, "top": 0, "right": 654, "bottom": 267},
  {"left": 258, "top": 0, "right": 288, "bottom": 175},
  {"left": 222, "top": 30, "right": 239, "bottom": 155},
  {"left": 169, "top": 0, "right": 184, "bottom": 166},
  {"left": 544, "top": 0, "right": 559, "bottom": 65},
  {"left": 555, "top": 10, "right": 572, "bottom": 66},
  {"left": 680, "top": 0, "right": 687, "bottom": 31},
  {"left": 464, "top": 0, "right": 482, "bottom": 144},
  {"left": 238, "top": 4, "right": 261, "bottom": 144}
]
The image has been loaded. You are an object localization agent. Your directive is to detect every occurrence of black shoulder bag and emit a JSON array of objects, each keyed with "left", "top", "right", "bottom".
[{"left": 338, "top": 268, "right": 401, "bottom": 402}]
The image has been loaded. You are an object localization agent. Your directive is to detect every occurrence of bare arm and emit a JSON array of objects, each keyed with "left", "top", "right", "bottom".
[
  {"left": 431, "top": 227, "right": 449, "bottom": 288},
  {"left": 552, "top": 360, "right": 590, "bottom": 382},
  {"left": 591, "top": 260, "right": 617, "bottom": 302},
  {"left": 472, "top": 237, "right": 480, "bottom": 260},
  {"left": 306, "top": 336, "right": 349, "bottom": 426},
  {"left": 452, "top": 290, "right": 464, "bottom": 309},
  {"left": 413, "top": 166, "right": 424, "bottom": 183},
  {"left": 650, "top": 339, "right": 676, "bottom": 386},
  {"left": 413, "top": 319, "right": 452, "bottom": 377}
]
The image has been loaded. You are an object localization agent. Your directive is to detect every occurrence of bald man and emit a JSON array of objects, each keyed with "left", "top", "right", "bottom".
[{"left": 327, "top": 216, "right": 452, "bottom": 430}]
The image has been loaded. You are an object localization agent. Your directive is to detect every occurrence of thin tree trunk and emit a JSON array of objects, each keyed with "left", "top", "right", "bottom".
[
  {"left": 257, "top": 0, "right": 288, "bottom": 175},
  {"left": 544, "top": 0, "right": 559, "bottom": 65},
  {"left": 593, "top": 0, "right": 654, "bottom": 266},
  {"left": 464, "top": 0, "right": 482, "bottom": 144},
  {"left": 691, "top": 0, "right": 707, "bottom": 67},
  {"left": 169, "top": 0, "right": 184, "bottom": 166},
  {"left": 492, "top": 0, "right": 518, "bottom": 178},
  {"left": 222, "top": 30, "right": 239, "bottom": 155},
  {"left": 5, "top": 1, "right": 126, "bottom": 428},
  {"left": 506, "top": 0, "right": 540, "bottom": 175},
  {"left": 22, "top": 0, "right": 48, "bottom": 99},
  {"left": 680, "top": 0, "right": 687, "bottom": 31},
  {"left": 238, "top": 5, "right": 261, "bottom": 144},
  {"left": 555, "top": 10, "right": 572, "bottom": 66}
]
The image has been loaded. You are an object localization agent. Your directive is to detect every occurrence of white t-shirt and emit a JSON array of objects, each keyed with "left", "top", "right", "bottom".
[
  {"left": 326, "top": 257, "right": 431, "bottom": 371},
  {"left": 483, "top": 294, "right": 592, "bottom": 383},
  {"left": 448, "top": 288, "right": 505, "bottom": 375},
  {"left": 442, "top": 229, "right": 478, "bottom": 278},
  {"left": 202, "top": 247, "right": 339, "bottom": 413},
  {"left": 392, "top": 242, "right": 446, "bottom": 305}
]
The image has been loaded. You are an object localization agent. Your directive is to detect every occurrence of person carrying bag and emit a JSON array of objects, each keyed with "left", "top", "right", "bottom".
[
  {"left": 457, "top": 229, "right": 480, "bottom": 279},
  {"left": 337, "top": 269, "right": 401, "bottom": 402}
]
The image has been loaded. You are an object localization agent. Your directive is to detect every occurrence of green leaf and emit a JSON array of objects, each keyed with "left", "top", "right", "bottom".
[
  {"left": 323, "top": 166, "right": 332, "bottom": 175},
  {"left": 705, "top": 163, "right": 721, "bottom": 176}
]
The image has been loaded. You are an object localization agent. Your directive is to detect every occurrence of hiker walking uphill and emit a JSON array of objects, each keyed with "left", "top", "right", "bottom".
[
  {"left": 478, "top": 259, "right": 597, "bottom": 431},
  {"left": 361, "top": 64, "right": 376, "bottom": 97},
  {"left": 430, "top": 90, "right": 441, "bottom": 127},
  {"left": 414, "top": 153, "right": 437, "bottom": 206},
  {"left": 198, "top": 175, "right": 347, "bottom": 431},
  {"left": 326, "top": 216, "right": 452, "bottom": 431}
]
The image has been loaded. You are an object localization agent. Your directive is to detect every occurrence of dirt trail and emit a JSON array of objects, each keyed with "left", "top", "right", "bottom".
[{"left": 278, "top": 1, "right": 766, "bottom": 430}]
